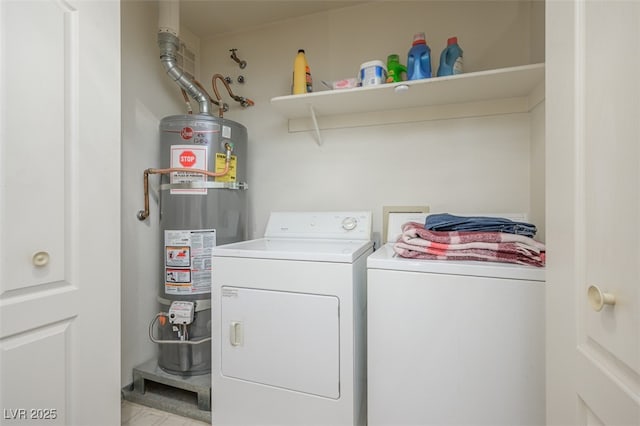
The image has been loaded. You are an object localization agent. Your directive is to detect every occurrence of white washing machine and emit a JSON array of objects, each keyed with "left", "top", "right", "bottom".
[
  {"left": 367, "top": 213, "right": 546, "bottom": 426},
  {"left": 212, "top": 211, "right": 373, "bottom": 426}
]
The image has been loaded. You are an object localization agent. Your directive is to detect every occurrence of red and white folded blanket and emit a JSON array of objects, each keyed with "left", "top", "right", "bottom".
[{"left": 393, "top": 222, "right": 546, "bottom": 267}]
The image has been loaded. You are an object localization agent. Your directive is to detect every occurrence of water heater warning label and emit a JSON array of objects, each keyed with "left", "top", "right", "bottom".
[
  {"left": 170, "top": 145, "right": 208, "bottom": 195},
  {"left": 166, "top": 268, "right": 191, "bottom": 283},
  {"left": 164, "top": 229, "right": 216, "bottom": 295},
  {"left": 214, "top": 153, "right": 237, "bottom": 183},
  {"left": 166, "top": 246, "right": 190, "bottom": 267}
]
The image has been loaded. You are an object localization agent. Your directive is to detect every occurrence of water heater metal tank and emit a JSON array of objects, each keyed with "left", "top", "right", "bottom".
[{"left": 156, "top": 114, "right": 248, "bottom": 375}]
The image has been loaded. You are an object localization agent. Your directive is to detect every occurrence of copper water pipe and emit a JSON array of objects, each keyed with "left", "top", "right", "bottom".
[
  {"left": 211, "top": 73, "right": 254, "bottom": 117},
  {"left": 137, "top": 157, "right": 231, "bottom": 221}
]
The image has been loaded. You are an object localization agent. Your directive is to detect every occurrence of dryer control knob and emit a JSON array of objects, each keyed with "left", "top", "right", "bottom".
[{"left": 342, "top": 217, "right": 358, "bottom": 231}]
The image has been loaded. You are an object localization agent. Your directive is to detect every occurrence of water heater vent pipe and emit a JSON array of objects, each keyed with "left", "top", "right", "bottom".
[{"left": 158, "top": 1, "right": 211, "bottom": 114}]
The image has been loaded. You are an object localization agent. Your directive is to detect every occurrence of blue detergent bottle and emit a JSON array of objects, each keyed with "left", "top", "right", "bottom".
[
  {"left": 437, "top": 36, "right": 464, "bottom": 77},
  {"left": 407, "top": 32, "right": 432, "bottom": 80}
]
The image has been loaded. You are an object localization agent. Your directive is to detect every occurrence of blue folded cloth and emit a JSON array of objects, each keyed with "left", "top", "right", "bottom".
[{"left": 424, "top": 213, "right": 537, "bottom": 238}]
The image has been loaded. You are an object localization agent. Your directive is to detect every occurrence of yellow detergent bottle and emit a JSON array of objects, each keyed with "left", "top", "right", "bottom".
[{"left": 292, "top": 49, "right": 308, "bottom": 94}]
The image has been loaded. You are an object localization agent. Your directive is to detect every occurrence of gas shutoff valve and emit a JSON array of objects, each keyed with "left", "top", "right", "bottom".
[{"left": 168, "top": 301, "right": 195, "bottom": 325}]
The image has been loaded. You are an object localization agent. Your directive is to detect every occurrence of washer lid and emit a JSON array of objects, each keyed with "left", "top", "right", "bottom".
[
  {"left": 213, "top": 238, "right": 374, "bottom": 263},
  {"left": 367, "top": 244, "right": 545, "bottom": 281}
]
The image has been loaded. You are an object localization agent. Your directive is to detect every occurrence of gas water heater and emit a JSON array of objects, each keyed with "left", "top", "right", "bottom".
[
  {"left": 136, "top": 2, "right": 253, "bottom": 377},
  {"left": 142, "top": 114, "right": 248, "bottom": 376}
]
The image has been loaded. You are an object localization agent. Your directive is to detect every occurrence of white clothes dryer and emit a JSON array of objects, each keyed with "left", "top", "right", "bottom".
[
  {"left": 212, "top": 212, "right": 373, "bottom": 426},
  {"left": 367, "top": 213, "right": 546, "bottom": 426}
]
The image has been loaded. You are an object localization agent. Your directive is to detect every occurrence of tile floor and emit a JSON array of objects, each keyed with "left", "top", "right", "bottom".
[{"left": 121, "top": 400, "right": 210, "bottom": 426}]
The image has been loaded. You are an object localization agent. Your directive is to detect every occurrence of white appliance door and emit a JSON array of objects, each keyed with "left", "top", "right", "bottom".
[
  {"left": 547, "top": 1, "right": 640, "bottom": 425},
  {"left": 220, "top": 286, "right": 340, "bottom": 399},
  {"left": 0, "top": 1, "right": 121, "bottom": 425}
]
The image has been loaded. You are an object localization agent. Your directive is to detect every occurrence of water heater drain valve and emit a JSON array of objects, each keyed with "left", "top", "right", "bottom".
[{"left": 168, "top": 301, "right": 195, "bottom": 325}]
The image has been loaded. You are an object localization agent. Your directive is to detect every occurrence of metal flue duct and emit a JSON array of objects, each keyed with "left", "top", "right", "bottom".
[{"left": 157, "top": 1, "right": 211, "bottom": 114}]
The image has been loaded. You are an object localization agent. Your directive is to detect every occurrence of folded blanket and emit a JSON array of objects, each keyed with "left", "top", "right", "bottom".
[
  {"left": 397, "top": 239, "right": 543, "bottom": 256},
  {"left": 425, "top": 213, "right": 537, "bottom": 238},
  {"left": 393, "top": 243, "right": 545, "bottom": 267},
  {"left": 394, "top": 222, "right": 546, "bottom": 267},
  {"left": 401, "top": 222, "right": 546, "bottom": 250}
]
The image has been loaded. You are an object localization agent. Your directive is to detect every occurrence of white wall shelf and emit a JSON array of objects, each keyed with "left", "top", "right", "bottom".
[{"left": 270, "top": 63, "right": 545, "bottom": 145}]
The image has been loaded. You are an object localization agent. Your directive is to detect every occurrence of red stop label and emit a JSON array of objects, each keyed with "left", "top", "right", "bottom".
[
  {"left": 179, "top": 150, "right": 196, "bottom": 167},
  {"left": 180, "top": 127, "right": 193, "bottom": 140}
]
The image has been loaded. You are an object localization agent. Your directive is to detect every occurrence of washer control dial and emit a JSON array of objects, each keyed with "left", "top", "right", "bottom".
[{"left": 341, "top": 216, "right": 358, "bottom": 231}]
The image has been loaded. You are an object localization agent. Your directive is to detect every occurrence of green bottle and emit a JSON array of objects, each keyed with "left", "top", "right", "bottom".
[{"left": 386, "top": 54, "right": 407, "bottom": 83}]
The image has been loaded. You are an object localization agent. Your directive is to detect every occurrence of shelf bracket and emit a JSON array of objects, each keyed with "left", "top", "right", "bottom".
[{"left": 308, "top": 104, "right": 323, "bottom": 145}]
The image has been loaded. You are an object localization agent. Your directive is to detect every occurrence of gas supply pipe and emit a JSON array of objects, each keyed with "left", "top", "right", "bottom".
[{"left": 137, "top": 144, "right": 233, "bottom": 221}]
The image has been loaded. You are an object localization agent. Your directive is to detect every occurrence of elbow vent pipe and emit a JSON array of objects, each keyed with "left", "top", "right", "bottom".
[{"left": 158, "top": 31, "right": 210, "bottom": 115}]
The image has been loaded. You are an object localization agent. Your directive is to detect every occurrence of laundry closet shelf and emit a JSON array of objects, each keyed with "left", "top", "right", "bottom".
[{"left": 270, "top": 63, "right": 545, "bottom": 144}]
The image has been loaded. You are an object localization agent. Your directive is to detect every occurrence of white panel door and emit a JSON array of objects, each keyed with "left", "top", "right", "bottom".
[
  {"left": 546, "top": 0, "right": 640, "bottom": 424},
  {"left": 0, "top": 1, "right": 121, "bottom": 425},
  {"left": 220, "top": 286, "right": 340, "bottom": 398}
]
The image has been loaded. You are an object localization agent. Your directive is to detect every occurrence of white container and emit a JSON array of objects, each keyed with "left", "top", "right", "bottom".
[{"left": 359, "top": 60, "right": 387, "bottom": 86}]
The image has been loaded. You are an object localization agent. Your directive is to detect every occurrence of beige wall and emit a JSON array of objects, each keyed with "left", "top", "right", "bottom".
[
  {"left": 198, "top": 0, "right": 544, "bottom": 241},
  {"left": 120, "top": 0, "right": 183, "bottom": 386}
]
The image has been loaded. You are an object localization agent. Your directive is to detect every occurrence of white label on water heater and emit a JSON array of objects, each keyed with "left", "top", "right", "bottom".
[
  {"left": 164, "top": 229, "right": 216, "bottom": 295},
  {"left": 222, "top": 126, "right": 231, "bottom": 138},
  {"left": 169, "top": 144, "right": 208, "bottom": 195}
]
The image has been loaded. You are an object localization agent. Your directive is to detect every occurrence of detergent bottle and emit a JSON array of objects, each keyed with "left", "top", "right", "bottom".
[
  {"left": 437, "top": 37, "right": 464, "bottom": 77},
  {"left": 407, "top": 32, "right": 431, "bottom": 80},
  {"left": 292, "top": 49, "right": 311, "bottom": 94},
  {"left": 386, "top": 54, "right": 407, "bottom": 83}
]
